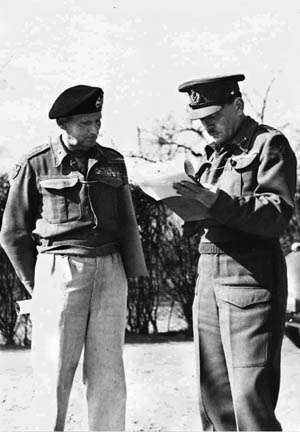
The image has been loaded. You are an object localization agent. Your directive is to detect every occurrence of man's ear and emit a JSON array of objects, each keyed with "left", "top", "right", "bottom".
[{"left": 234, "top": 97, "right": 244, "bottom": 116}]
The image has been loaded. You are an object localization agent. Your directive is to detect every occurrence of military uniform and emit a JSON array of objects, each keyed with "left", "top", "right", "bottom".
[
  {"left": 1, "top": 138, "right": 146, "bottom": 286},
  {"left": 178, "top": 76, "right": 297, "bottom": 430},
  {"left": 0, "top": 85, "right": 147, "bottom": 431}
]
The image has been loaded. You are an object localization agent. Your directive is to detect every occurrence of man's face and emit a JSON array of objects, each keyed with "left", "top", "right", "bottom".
[
  {"left": 200, "top": 101, "right": 242, "bottom": 146},
  {"left": 61, "top": 112, "right": 102, "bottom": 152}
]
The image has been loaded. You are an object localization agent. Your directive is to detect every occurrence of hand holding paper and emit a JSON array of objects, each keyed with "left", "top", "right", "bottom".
[
  {"left": 173, "top": 180, "right": 219, "bottom": 208},
  {"left": 137, "top": 159, "right": 214, "bottom": 221}
]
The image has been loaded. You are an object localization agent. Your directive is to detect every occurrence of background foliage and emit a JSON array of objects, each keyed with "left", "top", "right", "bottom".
[{"left": 0, "top": 94, "right": 299, "bottom": 344}]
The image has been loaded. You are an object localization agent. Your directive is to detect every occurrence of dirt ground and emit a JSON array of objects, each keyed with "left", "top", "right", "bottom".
[{"left": 0, "top": 334, "right": 300, "bottom": 431}]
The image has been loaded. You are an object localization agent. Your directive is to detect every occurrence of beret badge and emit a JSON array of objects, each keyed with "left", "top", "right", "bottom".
[
  {"left": 48, "top": 85, "right": 104, "bottom": 119},
  {"left": 95, "top": 96, "right": 103, "bottom": 109}
]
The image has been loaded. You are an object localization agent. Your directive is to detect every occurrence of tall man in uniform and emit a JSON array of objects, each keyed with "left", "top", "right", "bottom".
[
  {"left": 0, "top": 85, "right": 147, "bottom": 431},
  {"left": 174, "top": 74, "right": 297, "bottom": 431}
]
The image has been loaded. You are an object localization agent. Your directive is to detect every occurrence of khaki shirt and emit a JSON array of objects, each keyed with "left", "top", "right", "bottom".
[{"left": 0, "top": 137, "right": 147, "bottom": 286}]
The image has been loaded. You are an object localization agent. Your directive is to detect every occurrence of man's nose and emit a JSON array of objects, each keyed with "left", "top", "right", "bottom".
[{"left": 90, "top": 123, "right": 100, "bottom": 135}]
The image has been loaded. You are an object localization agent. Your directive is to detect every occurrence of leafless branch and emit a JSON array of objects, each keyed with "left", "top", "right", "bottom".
[
  {"left": 177, "top": 127, "right": 204, "bottom": 137},
  {"left": 127, "top": 153, "right": 157, "bottom": 163},
  {"left": 278, "top": 122, "right": 291, "bottom": 131},
  {"left": 157, "top": 141, "right": 202, "bottom": 157},
  {"left": 242, "top": 92, "right": 261, "bottom": 119},
  {"left": 260, "top": 77, "right": 276, "bottom": 123},
  {"left": 0, "top": 55, "right": 13, "bottom": 74}
]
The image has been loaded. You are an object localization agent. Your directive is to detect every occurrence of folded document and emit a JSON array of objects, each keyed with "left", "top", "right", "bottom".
[{"left": 138, "top": 170, "right": 209, "bottom": 222}]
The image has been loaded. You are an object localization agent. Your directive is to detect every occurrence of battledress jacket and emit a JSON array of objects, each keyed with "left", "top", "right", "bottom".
[
  {"left": 186, "top": 115, "right": 297, "bottom": 242},
  {"left": 0, "top": 138, "right": 147, "bottom": 288}
]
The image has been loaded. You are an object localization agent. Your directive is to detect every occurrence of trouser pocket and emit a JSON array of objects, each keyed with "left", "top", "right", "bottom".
[{"left": 218, "top": 286, "right": 271, "bottom": 367}]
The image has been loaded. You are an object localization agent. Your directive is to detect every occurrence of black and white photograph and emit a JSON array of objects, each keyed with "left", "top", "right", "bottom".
[{"left": 0, "top": 1, "right": 300, "bottom": 431}]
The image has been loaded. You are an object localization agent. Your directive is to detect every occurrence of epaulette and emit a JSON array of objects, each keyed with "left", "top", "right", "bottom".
[
  {"left": 10, "top": 144, "right": 51, "bottom": 180},
  {"left": 100, "top": 145, "right": 124, "bottom": 160},
  {"left": 24, "top": 143, "right": 51, "bottom": 160},
  {"left": 258, "top": 124, "right": 281, "bottom": 135}
]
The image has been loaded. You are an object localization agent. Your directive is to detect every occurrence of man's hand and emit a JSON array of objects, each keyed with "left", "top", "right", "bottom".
[{"left": 173, "top": 180, "right": 220, "bottom": 208}]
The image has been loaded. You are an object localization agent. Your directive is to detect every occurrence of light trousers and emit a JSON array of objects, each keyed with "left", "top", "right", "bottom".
[{"left": 30, "top": 252, "right": 128, "bottom": 431}]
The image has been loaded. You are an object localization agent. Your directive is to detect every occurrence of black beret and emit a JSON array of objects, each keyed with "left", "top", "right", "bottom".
[
  {"left": 178, "top": 74, "right": 245, "bottom": 119},
  {"left": 49, "top": 85, "right": 104, "bottom": 119}
]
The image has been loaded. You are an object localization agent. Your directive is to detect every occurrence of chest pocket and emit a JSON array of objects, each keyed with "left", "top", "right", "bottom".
[
  {"left": 229, "top": 152, "right": 260, "bottom": 195},
  {"left": 91, "top": 175, "right": 124, "bottom": 227},
  {"left": 39, "top": 176, "right": 82, "bottom": 224},
  {"left": 96, "top": 176, "right": 123, "bottom": 188},
  {"left": 230, "top": 152, "right": 259, "bottom": 170}
]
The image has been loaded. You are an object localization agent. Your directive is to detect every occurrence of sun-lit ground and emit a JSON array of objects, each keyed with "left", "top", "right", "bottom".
[{"left": 0, "top": 335, "right": 300, "bottom": 431}]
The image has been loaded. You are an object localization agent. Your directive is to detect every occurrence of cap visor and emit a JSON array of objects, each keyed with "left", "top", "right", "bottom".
[{"left": 189, "top": 105, "right": 222, "bottom": 120}]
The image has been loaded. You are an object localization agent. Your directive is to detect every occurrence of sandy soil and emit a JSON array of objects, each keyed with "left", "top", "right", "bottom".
[{"left": 0, "top": 335, "right": 300, "bottom": 431}]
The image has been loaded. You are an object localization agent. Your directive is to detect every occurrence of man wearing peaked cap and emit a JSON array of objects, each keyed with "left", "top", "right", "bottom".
[
  {"left": 178, "top": 74, "right": 245, "bottom": 120},
  {"left": 173, "top": 74, "right": 297, "bottom": 430},
  {"left": 0, "top": 85, "right": 147, "bottom": 431}
]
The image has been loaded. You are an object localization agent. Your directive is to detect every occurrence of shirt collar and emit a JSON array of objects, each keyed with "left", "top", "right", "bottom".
[
  {"left": 230, "top": 115, "right": 258, "bottom": 152},
  {"left": 204, "top": 115, "right": 258, "bottom": 158},
  {"left": 50, "top": 136, "right": 105, "bottom": 167}
]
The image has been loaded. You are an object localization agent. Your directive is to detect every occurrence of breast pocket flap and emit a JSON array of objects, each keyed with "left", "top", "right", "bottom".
[
  {"left": 220, "top": 288, "right": 271, "bottom": 308},
  {"left": 39, "top": 177, "right": 79, "bottom": 190},
  {"left": 97, "top": 176, "right": 123, "bottom": 188},
  {"left": 231, "top": 152, "right": 259, "bottom": 171}
]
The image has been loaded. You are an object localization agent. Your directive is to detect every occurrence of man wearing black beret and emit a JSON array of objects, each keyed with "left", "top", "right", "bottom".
[
  {"left": 0, "top": 84, "right": 147, "bottom": 431},
  {"left": 174, "top": 74, "right": 297, "bottom": 430}
]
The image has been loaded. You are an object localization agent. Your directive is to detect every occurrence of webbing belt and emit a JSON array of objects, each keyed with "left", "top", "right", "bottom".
[{"left": 199, "top": 240, "right": 275, "bottom": 254}]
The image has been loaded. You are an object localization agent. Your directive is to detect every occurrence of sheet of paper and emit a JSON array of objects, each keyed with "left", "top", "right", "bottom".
[
  {"left": 138, "top": 172, "right": 188, "bottom": 201},
  {"left": 138, "top": 171, "right": 210, "bottom": 222}
]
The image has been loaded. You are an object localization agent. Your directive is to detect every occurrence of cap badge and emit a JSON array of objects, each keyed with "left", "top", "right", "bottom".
[
  {"left": 190, "top": 90, "right": 202, "bottom": 104},
  {"left": 95, "top": 97, "right": 102, "bottom": 109}
]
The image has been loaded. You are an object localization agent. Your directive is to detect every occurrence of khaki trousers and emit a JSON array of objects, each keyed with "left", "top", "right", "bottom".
[
  {"left": 193, "top": 245, "right": 287, "bottom": 431},
  {"left": 30, "top": 252, "right": 128, "bottom": 431}
]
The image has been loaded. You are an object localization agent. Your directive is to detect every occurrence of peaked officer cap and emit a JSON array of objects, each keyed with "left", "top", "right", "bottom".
[
  {"left": 49, "top": 85, "right": 104, "bottom": 119},
  {"left": 178, "top": 74, "right": 245, "bottom": 119}
]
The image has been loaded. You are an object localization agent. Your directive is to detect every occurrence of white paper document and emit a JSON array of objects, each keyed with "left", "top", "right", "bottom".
[
  {"left": 138, "top": 172, "right": 189, "bottom": 201},
  {"left": 138, "top": 165, "right": 210, "bottom": 222}
]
